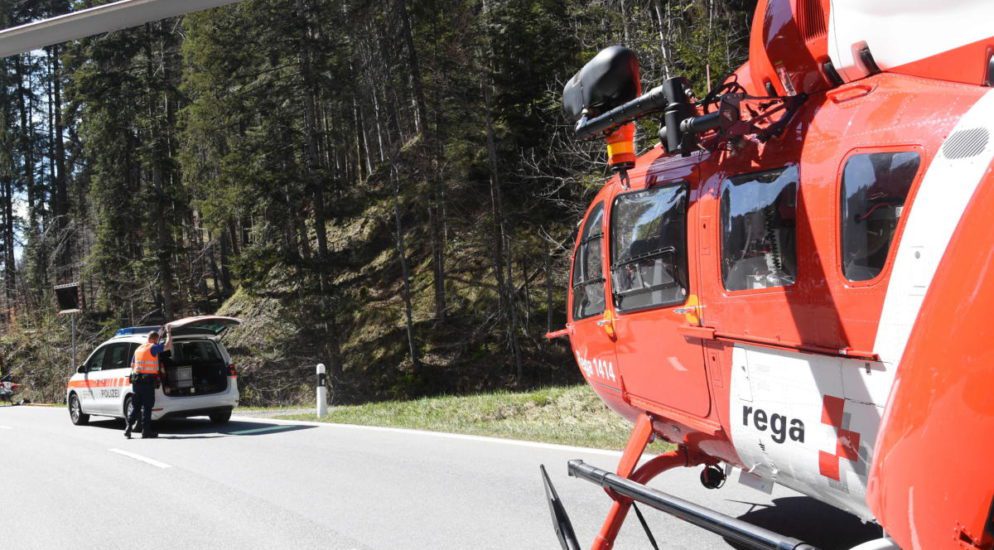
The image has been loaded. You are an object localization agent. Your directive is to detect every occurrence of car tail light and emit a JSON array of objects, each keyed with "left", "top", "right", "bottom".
[{"left": 227, "top": 364, "right": 238, "bottom": 377}]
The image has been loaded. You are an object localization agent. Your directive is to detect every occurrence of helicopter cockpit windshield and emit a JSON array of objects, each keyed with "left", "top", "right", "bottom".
[
  {"left": 720, "top": 166, "right": 798, "bottom": 291},
  {"left": 610, "top": 183, "right": 689, "bottom": 311}
]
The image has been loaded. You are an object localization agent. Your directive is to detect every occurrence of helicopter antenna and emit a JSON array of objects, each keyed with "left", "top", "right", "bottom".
[{"left": 0, "top": 0, "right": 245, "bottom": 59}]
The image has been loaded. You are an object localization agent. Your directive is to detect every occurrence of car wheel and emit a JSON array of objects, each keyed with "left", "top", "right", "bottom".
[
  {"left": 69, "top": 393, "right": 89, "bottom": 426},
  {"left": 123, "top": 395, "right": 134, "bottom": 422},
  {"left": 209, "top": 409, "right": 232, "bottom": 424}
]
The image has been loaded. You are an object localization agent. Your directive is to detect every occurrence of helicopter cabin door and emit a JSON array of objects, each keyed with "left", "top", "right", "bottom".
[
  {"left": 568, "top": 201, "right": 633, "bottom": 419},
  {"left": 607, "top": 174, "right": 710, "bottom": 418}
]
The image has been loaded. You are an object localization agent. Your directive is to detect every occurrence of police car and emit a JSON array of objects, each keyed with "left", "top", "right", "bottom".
[{"left": 66, "top": 316, "right": 241, "bottom": 426}]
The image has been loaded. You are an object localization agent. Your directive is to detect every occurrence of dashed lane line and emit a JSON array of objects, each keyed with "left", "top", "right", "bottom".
[{"left": 109, "top": 448, "right": 171, "bottom": 469}]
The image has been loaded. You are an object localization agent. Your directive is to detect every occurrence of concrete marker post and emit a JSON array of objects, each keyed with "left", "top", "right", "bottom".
[{"left": 316, "top": 363, "right": 327, "bottom": 417}]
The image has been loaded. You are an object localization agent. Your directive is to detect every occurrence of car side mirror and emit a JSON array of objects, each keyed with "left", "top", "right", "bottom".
[{"left": 77, "top": 365, "right": 86, "bottom": 374}]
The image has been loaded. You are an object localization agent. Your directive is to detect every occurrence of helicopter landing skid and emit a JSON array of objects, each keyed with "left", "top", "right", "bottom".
[{"left": 541, "top": 414, "right": 819, "bottom": 550}]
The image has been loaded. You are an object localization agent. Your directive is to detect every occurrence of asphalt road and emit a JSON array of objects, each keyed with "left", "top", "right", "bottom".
[{"left": 0, "top": 406, "right": 881, "bottom": 549}]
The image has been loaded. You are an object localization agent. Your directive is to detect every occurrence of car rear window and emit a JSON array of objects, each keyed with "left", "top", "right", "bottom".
[{"left": 172, "top": 341, "right": 222, "bottom": 363}]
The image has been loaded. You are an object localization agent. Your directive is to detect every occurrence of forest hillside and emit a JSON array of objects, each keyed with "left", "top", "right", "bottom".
[{"left": 0, "top": 0, "right": 753, "bottom": 405}]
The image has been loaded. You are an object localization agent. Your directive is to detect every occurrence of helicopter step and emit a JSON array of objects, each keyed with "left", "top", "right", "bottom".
[{"left": 542, "top": 458, "right": 818, "bottom": 550}]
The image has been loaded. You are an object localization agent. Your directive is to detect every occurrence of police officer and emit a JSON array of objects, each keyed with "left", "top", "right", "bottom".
[{"left": 125, "top": 328, "right": 170, "bottom": 439}]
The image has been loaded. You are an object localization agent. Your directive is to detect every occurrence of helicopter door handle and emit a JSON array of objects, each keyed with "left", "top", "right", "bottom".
[
  {"left": 596, "top": 311, "right": 617, "bottom": 340},
  {"left": 673, "top": 305, "right": 703, "bottom": 315}
]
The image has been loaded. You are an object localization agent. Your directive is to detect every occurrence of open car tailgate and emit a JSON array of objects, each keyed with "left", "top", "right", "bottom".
[{"left": 165, "top": 315, "right": 241, "bottom": 337}]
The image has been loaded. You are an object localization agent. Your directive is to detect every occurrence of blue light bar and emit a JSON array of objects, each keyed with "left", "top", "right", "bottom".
[{"left": 114, "top": 325, "right": 160, "bottom": 336}]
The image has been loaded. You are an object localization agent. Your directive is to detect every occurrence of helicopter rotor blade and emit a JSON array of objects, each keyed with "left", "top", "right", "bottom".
[{"left": 0, "top": 0, "right": 245, "bottom": 59}]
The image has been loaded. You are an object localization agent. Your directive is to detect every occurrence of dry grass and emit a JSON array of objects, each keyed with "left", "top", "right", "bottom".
[{"left": 278, "top": 384, "right": 673, "bottom": 452}]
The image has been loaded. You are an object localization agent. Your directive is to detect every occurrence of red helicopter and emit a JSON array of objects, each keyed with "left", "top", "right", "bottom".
[
  {"left": 1, "top": 1, "right": 992, "bottom": 548},
  {"left": 542, "top": 0, "right": 994, "bottom": 549}
]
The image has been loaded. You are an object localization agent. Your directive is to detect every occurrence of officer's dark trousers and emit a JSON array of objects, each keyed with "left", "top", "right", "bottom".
[{"left": 127, "top": 375, "right": 156, "bottom": 435}]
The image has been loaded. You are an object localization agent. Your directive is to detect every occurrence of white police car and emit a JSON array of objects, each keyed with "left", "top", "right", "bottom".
[{"left": 67, "top": 316, "right": 241, "bottom": 426}]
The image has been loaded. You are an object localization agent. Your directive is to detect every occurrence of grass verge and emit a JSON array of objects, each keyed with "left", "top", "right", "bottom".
[{"left": 277, "top": 384, "right": 673, "bottom": 452}]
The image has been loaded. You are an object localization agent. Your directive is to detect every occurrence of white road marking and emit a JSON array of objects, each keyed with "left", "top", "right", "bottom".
[
  {"left": 230, "top": 415, "right": 632, "bottom": 458},
  {"left": 0, "top": 425, "right": 12, "bottom": 430},
  {"left": 10, "top": 408, "right": 637, "bottom": 460},
  {"left": 109, "top": 448, "right": 171, "bottom": 469},
  {"left": 228, "top": 426, "right": 294, "bottom": 436}
]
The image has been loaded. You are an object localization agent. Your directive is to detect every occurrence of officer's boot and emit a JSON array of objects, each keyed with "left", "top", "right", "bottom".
[{"left": 142, "top": 418, "right": 157, "bottom": 439}]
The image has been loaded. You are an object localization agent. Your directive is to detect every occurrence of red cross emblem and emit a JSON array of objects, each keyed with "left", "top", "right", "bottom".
[{"left": 818, "top": 395, "right": 861, "bottom": 481}]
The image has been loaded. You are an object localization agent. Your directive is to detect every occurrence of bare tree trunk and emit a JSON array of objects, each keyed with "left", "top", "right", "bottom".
[
  {"left": 478, "top": 0, "right": 523, "bottom": 378},
  {"left": 398, "top": 0, "right": 446, "bottom": 322},
  {"left": 653, "top": 0, "right": 672, "bottom": 79},
  {"left": 15, "top": 54, "right": 49, "bottom": 298},
  {"left": 398, "top": 0, "right": 425, "bottom": 136},
  {"left": 296, "top": 0, "right": 329, "bottom": 290},
  {"left": 359, "top": 30, "right": 387, "bottom": 163},
  {"left": 145, "top": 24, "right": 173, "bottom": 319},
  {"left": 217, "top": 230, "right": 234, "bottom": 295},
  {"left": 350, "top": 91, "right": 365, "bottom": 181},
  {"left": 391, "top": 166, "right": 419, "bottom": 370},
  {"left": 14, "top": 57, "right": 35, "bottom": 234},
  {"left": 620, "top": 0, "right": 631, "bottom": 46},
  {"left": 1, "top": 168, "right": 13, "bottom": 304},
  {"left": 504, "top": 238, "right": 523, "bottom": 379},
  {"left": 51, "top": 45, "right": 69, "bottom": 275},
  {"left": 706, "top": 0, "right": 715, "bottom": 91},
  {"left": 358, "top": 99, "right": 373, "bottom": 176},
  {"left": 226, "top": 219, "right": 241, "bottom": 257},
  {"left": 521, "top": 255, "right": 530, "bottom": 327},
  {"left": 370, "top": 85, "right": 386, "bottom": 163},
  {"left": 46, "top": 52, "right": 56, "bottom": 220},
  {"left": 545, "top": 249, "right": 553, "bottom": 334},
  {"left": 481, "top": 69, "right": 522, "bottom": 380}
]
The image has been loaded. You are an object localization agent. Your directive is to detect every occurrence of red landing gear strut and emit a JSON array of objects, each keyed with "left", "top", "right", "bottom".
[
  {"left": 541, "top": 413, "right": 819, "bottom": 550},
  {"left": 591, "top": 414, "right": 691, "bottom": 549}
]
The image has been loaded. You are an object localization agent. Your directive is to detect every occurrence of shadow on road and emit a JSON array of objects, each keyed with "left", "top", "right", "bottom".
[
  {"left": 85, "top": 417, "right": 315, "bottom": 439},
  {"left": 726, "top": 496, "right": 883, "bottom": 550}
]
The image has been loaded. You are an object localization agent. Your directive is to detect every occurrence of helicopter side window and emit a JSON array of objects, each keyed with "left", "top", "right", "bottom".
[
  {"left": 610, "top": 183, "right": 689, "bottom": 312},
  {"left": 572, "top": 203, "right": 606, "bottom": 320},
  {"left": 841, "top": 151, "right": 920, "bottom": 281},
  {"left": 720, "top": 166, "right": 798, "bottom": 291}
]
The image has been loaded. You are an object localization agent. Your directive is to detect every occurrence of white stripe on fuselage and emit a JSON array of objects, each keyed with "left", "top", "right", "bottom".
[
  {"left": 874, "top": 90, "right": 994, "bottom": 368},
  {"left": 729, "top": 89, "right": 994, "bottom": 523}
]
